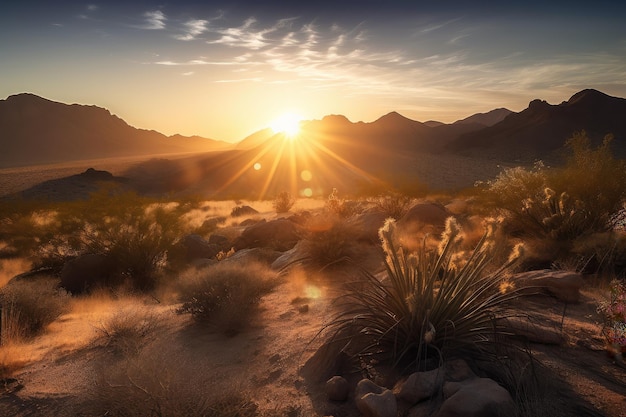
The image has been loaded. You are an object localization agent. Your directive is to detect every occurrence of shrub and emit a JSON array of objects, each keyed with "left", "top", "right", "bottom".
[
  {"left": 176, "top": 262, "right": 279, "bottom": 336},
  {"left": 597, "top": 279, "right": 626, "bottom": 360},
  {"left": 272, "top": 191, "right": 296, "bottom": 214},
  {"left": 96, "top": 307, "right": 157, "bottom": 355},
  {"left": 482, "top": 132, "right": 626, "bottom": 242},
  {"left": 0, "top": 278, "right": 69, "bottom": 344},
  {"left": 328, "top": 218, "right": 522, "bottom": 371},
  {"left": 300, "top": 218, "right": 360, "bottom": 270},
  {"left": 325, "top": 188, "right": 360, "bottom": 218},
  {"left": 371, "top": 191, "right": 413, "bottom": 219}
]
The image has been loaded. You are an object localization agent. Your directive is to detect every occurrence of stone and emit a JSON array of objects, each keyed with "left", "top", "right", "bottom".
[
  {"left": 223, "top": 247, "right": 282, "bottom": 265},
  {"left": 394, "top": 367, "right": 443, "bottom": 404},
  {"left": 208, "top": 233, "right": 230, "bottom": 248},
  {"left": 230, "top": 205, "right": 259, "bottom": 217},
  {"left": 233, "top": 219, "right": 302, "bottom": 251},
  {"left": 435, "top": 378, "right": 514, "bottom": 417},
  {"left": 348, "top": 210, "right": 389, "bottom": 243},
  {"left": 60, "top": 253, "right": 112, "bottom": 293},
  {"left": 326, "top": 376, "right": 350, "bottom": 402},
  {"left": 444, "top": 359, "right": 476, "bottom": 382},
  {"left": 177, "top": 234, "right": 221, "bottom": 261},
  {"left": 512, "top": 269, "right": 584, "bottom": 303},
  {"left": 355, "top": 379, "right": 397, "bottom": 417},
  {"left": 396, "top": 202, "right": 451, "bottom": 250}
]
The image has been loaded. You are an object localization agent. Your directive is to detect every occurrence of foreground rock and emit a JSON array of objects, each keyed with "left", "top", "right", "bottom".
[
  {"left": 512, "top": 269, "right": 584, "bottom": 303},
  {"left": 435, "top": 378, "right": 514, "bottom": 417},
  {"left": 233, "top": 219, "right": 302, "bottom": 251},
  {"left": 355, "top": 379, "right": 397, "bottom": 417}
]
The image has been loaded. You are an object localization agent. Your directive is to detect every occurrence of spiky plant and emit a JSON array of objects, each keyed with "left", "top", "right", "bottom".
[{"left": 330, "top": 218, "right": 523, "bottom": 370}]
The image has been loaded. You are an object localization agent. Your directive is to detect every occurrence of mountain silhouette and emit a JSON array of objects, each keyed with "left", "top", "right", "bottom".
[
  {"left": 3, "top": 89, "right": 626, "bottom": 198},
  {"left": 0, "top": 93, "right": 229, "bottom": 168},
  {"left": 447, "top": 89, "right": 626, "bottom": 161}
]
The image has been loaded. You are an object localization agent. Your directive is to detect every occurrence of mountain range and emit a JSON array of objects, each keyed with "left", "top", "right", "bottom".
[{"left": 1, "top": 89, "right": 625, "bottom": 198}]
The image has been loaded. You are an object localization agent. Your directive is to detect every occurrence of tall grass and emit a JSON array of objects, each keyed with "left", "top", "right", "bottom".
[{"left": 329, "top": 218, "right": 522, "bottom": 371}]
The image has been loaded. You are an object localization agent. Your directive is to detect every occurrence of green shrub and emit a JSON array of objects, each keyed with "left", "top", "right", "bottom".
[
  {"left": 272, "top": 191, "right": 296, "bottom": 214},
  {"left": 176, "top": 262, "right": 279, "bottom": 336},
  {"left": 329, "top": 218, "right": 522, "bottom": 370},
  {"left": 0, "top": 278, "right": 69, "bottom": 344}
]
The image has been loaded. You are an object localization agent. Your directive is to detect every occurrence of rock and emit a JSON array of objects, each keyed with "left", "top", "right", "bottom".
[
  {"left": 231, "top": 205, "right": 259, "bottom": 217},
  {"left": 444, "top": 359, "right": 476, "bottom": 382},
  {"left": 394, "top": 367, "right": 443, "bottom": 404},
  {"left": 208, "top": 233, "right": 230, "bottom": 248},
  {"left": 396, "top": 202, "right": 451, "bottom": 249},
  {"left": 326, "top": 376, "right": 350, "bottom": 401},
  {"left": 499, "top": 316, "right": 565, "bottom": 345},
  {"left": 355, "top": 379, "right": 397, "bottom": 417},
  {"left": 435, "top": 378, "right": 514, "bottom": 417},
  {"left": 223, "top": 247, "right": 282, "bottom": 265},
  {"left": 177, "top": 234, "right": 221, "bottom": 261},
  {"left": 512, "top": 269, "right": 584, "bottom": 303},
  {"left": 348, "top": 211, "right": 389, "bottom": 243},
  {"left": 271, "top": 241, "right": 307, "bottom": 271},
  {"left": 233, "top": 219, "right": 302, "bottom": 251},
  {"left": 60, "top": 253, "right": 112, "bottom": 293}
]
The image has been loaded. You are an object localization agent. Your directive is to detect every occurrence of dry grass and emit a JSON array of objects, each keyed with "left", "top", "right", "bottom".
[{"left": 95, "top": 306, "right": 158, "bottom": 355}]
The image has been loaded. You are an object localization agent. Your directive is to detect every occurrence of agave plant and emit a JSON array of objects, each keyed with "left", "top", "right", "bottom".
[{"left": 330, "top": 218, "right": 522, "bottom": 370}]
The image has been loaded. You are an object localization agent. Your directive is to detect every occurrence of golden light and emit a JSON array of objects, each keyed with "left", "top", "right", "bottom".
[
  {"left": 300, "top": 170, "right": 312, "bottom": 181},
  {"left": 253, "top": 162, "right": 262, "bottom": 170},
  {"left": 270, "top": 112, "right": 302, "bottom": 138}
]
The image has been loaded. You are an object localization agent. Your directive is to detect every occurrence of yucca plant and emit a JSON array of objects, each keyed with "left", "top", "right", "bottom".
[{"left": 330, "top": 218, "right": 522, "bottom": 370}]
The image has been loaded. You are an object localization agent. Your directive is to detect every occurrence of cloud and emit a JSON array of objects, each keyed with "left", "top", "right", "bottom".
[
  {"left": 175, "top": 19, "right": 209, "bottom": 41},
  {"left": 143, "top": 10, "right": 166, "bottom": 30}
]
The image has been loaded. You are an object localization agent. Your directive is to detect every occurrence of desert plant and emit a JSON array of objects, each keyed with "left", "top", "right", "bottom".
[
  {"left": 300, "top": 218, "right": 360, "bottom": 270},
  {"left": 96, "top": 307, "right": 157, "bottom": 355},
  {"left": 329, "top": 218, "right": 522, "bottom": 370},
  {"left": 176, "top": 262, "right": 279, "bottom": 336},
  {"left": 482, "top": 132, "right": 626, "bottom": 242},
  {"left": 272, "top": 191, "right": 296, "bottom": 213},
  {"left": 371, "top": 191, "right": 413, "bottom": 219},
  {"left": 597, "top": 279, "right": 626, "bottom": 360},
  {"left": 0, "top": 278, "right": 69, "bottom": 344},
  {"left": 325, "top": 188, "right": 360, "bottom": 218}
]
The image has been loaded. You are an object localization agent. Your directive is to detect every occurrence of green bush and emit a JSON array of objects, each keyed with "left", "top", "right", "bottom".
[
  {"left": 329, "top": 218, "right": 522, "bottom": 370},
  {"left": 176, "top": 262, "right": 279, "bottom": 336}
]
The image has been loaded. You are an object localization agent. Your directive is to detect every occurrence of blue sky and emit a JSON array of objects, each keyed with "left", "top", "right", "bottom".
[{"left": 2, "top": 1, "right": 625, "bottom": 141}]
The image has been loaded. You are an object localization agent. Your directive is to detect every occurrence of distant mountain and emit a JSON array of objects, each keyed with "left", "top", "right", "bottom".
[
  {"left": 447, "top": 89, "right": 626, "bottom": 161},
  {"left": 0, "top": 93, "right": 230, "bottom": 168},
  {"left": 453, "top": 108, "right": 513, "bottom": 127}
]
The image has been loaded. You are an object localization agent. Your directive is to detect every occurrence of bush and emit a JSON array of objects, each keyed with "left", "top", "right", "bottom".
[
  {"left": 482, "top": 132, "right": 626, "bottom": 242},
  {"left": 597, "top": 279, "right": 626, "bottom": 360},
  {"left": 329, "top": 218, "right": 522, "bottom": 370},
  {"left": 176, "top": 262, "right": 279, "bottom": 336},
  {"left": 325, "top": 188, "right": 360, "bottom": 218},
  {"left": 300, "top": 218, "right": 360, "bottom": 270},
  {"left": 272, "top": 191, "right": 296, "bottom": 214},
  {"left": 0, "top": 278, "right": 69, "bottom": 344},
  {"left": 371, "top": 192, "right": 413, "bottom": 219},
  {"left": 96, "top": 307, "right": 157, "bottom": 355}
]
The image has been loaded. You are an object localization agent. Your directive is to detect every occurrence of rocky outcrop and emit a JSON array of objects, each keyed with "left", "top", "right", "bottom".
[{"left": 233, "top": 219, "right": 302, "bottom": 251}]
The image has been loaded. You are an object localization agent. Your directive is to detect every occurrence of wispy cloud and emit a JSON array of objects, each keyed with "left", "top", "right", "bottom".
[
  {"left": 175, "top": 19, "right": 209, "bottom": 41},
  {"left": 143, "top": 10, "right": 166, "bottom": 30}
]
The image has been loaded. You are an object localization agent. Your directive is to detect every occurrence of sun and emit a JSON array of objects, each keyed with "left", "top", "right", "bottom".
[{"left": 270, "top": 112, "right": 302, "bottom": 138}]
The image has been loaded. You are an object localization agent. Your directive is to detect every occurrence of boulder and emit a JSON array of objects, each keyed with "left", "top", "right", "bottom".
[
  {"left": 512, "top": 269, "right": 584, "bottom": 303},
  {"left": 435, "top": 378, "right": 514, "bottom": 417},
  {"left": 233, "top": 219, "right": 302, "bottom": 251},
  {"left": 355, "top": 379, "right": 397, "bottom": 417},
  {"left": 177, "top": 234, "right": 221, "bottom": 262},
  {"left": 394, "top": 367, "right": 443, "bottom": 405},
  {"left": 60, "top": 253, "right": 112, "bottom": 293},
  {"left": 444, "top": 359, "right": 476, "bottom": 382},
  {"left": 223, "top": 247, "right": 282, "bottom": 265},
  {"left": 271, "top": 241, "right": 307, "bottom": 271},
  {"left": 348, "top": 210, "right": 389, "bottom": 243},
  {"left": 231, "top": 205, "right": 259, "bottom": 217},
  {"left": 396, "top": 202, "right": 451, "bottom": 249},
  {"left": 326, "top": 376, "right": 350, "bottom": 402},
  {"left": 208, "top": 233, "right": 230, "bottom": 248}
]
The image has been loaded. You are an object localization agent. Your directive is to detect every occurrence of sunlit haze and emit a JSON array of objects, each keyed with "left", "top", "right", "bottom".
[
  {"left": 271, "top": 113, "right": 302, "bottom": 138},
  {"left": 1, "top": 1, "right": 625, "bottom": 142}
]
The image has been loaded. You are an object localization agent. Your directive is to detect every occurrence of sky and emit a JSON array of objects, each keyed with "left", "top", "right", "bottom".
[{"left": 2, "top": 1, "right": 626, "bottom": 142}]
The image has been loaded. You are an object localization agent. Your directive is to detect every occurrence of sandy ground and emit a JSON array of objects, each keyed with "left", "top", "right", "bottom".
[{"left": 0, "top": 270, "right": 625, "bottom": 417}]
